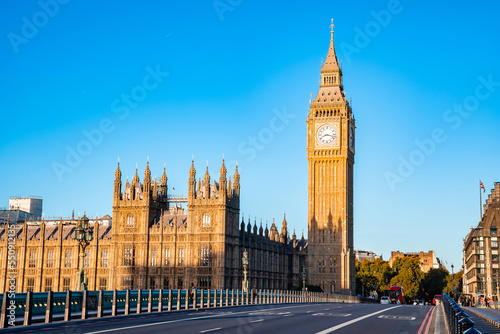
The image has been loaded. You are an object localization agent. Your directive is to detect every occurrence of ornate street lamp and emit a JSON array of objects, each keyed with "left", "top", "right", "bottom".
[
  {"left": 74, "top": 212, "right": 93, "bottom": 290},
  {"left": 451, "top": 264, "right": 454, "bottom": 299},
  {"left": 301, "top": 266, "right": 307, "bottom": 292},
  {"left": 242, "top": 249, "right": 249, "bottom": 293}
]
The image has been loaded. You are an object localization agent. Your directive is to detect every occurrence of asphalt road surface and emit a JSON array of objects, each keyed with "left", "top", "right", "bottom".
[{"left": 4, "top": 303, "right": 436, "bottom": 334}]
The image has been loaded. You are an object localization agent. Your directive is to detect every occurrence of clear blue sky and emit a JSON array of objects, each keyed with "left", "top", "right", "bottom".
[{"left": 1, "top": 0, "right": 499, "bottom": 271}]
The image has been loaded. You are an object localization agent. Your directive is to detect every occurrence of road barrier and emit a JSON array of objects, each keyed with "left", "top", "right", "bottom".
[
  {"left": 442, "top": 293, "right": 479, "bottom": 334},
  {"left": 0, "top": 289, "right": 376, "bottom": 328}
]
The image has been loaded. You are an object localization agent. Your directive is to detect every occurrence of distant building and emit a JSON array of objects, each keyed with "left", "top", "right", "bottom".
[
  {"left": 9, "top": 196, "right": 43, "bottom": 218},
  {"left": 355, "top": 250, "right": 381, "bottom": 262},
  {"left": 388, "top": 250, "right": 442, "bottom": 273},
  {"left": 463, "top": 182, "right": 500, "bottom": 301}
]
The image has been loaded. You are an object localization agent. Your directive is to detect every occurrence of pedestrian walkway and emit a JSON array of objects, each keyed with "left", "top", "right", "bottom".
[
  {"left": 431, "top": 303, "right": 447, "bottom": 334},
  {"left": 463, "top": 307, "right": 500, "bottom": 333}
]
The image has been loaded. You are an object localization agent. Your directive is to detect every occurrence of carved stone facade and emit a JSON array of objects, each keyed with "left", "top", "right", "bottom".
[{"left": 0, "top": 160, "right": 306, "bottom": 293}]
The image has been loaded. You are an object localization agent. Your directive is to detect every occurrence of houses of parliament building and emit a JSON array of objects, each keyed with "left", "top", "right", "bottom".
[{"left": 0, "top": 22, "right": 355, "bottom": 295}]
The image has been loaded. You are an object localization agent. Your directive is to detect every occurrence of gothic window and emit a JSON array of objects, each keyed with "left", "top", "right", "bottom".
[
  {"left": 150, "top": 277, "right": 156, "bottom": 289},
  {"left": 26, "top": 278, "right": 35, "bottom": 292},
  {"left": 151, "top": 246, "right": 157, "bottom": 266},
  {"left": 199, "top": 277, "right": 211, "bottom": 289},
  {"left": 126, "top": 215, "right": 135, "bottom": 228},
  {"left": 28, "top": 249, "right": 36, "bottom": 268},
  {"left": 44, "top": 278, "right": 52, "bottom": 292},
  {"left": 46, "top": 249, "right": 54, "bottom": 268},
  {"left": 178, "top": 247, "right": 185, "bottom": 266},
  {"left": 202, "top": 213, "right": 211, "bottom": 227},
  {"left": 330, "top": 257, "right": 333, "bottom": 273},
  {"left": 99, "top": 277, "right": 107, "bottom": 290},
  {"left": 163, "top": 277, "right": 170, "bottom": 289},
  {"left": 64, "top": 250, "right": 72, "bottom": 268},
  {"left": 165, "top": 247, "right": 171, "bottom": 266},
  {"left": 101, "top": 248, "right": 108, "bottom": 268},
  {"left": 177, "top": 276, "right": 183, "bottom": 289},
  {"left": 200, "top": 245, "right": 212, "bottom": 266},
  {"left": 123, "top": 276, "right": 134, "bottom": 289},
  {"left": 123, "top": 245, "right": 135, "bottom": 266},
  {"left": 84, "top": 249, "right": 91, "bottom": 268},
  {"left": 62, "top": 277, "right": 71, "bottom": 291}
]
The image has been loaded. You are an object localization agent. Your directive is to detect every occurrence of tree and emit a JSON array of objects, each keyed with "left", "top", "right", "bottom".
[
  {"left": 390, "top": 256, "right": 424, "bottom": 301},
  {"left": 444, "top": 270, "right": 463, "bottom": 299},
  {"left": 356, "top": 258, "right": 394, "bottom": 297},
  {"left": 421, "top": 268, "right": 449, "bottom": 301}
]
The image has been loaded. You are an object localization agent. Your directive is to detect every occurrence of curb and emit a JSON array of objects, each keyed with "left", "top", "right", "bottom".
[{"left": 464, "top": 307, "right": 500, "bottom": 329}]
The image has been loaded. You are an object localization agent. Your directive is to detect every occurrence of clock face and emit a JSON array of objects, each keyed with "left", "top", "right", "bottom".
[{"left": 316, "top": 124, "right": 337, "bottom": 145}]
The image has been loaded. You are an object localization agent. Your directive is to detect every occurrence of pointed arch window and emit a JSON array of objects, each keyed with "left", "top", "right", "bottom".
[
  {"left": 202, "top": 213, "right": 211, "bottom": 227},
  {"left": 126, "top": 214, "right": 135, "bottom": 228}
]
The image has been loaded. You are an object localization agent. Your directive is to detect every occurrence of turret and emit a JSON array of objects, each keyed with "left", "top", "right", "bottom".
[
  {"left": 280, "top": 213, "right": 288, "bottom": 244},
  {"left": 188, "top": 160, "right": 196, "bottom": 199},
  {"left": 204, "top": 165, "right": 210, "bottom": 198},
  {"left": 293, "top": 229, "right": 297, "bottom": 248},
  {"left": 219, "top": 158, "right": 227, "bottom": 201},
  {"left": 259, "top": 220, "right": 263, "bottom": 236},
  {"left": 233, "top": 163, "right": 240, "bottom": 197},
  {"left": 247, "top": 217, "right": 251, "bottom": 233},
  {"left": 143, "top": 161, "right": 151, "bottom": 194},
  {"left": 114, "top": 161, "right": 122, "bottom": 199},
  {"left": 160, "top": 164, "right": 168, "bottom": 198}
]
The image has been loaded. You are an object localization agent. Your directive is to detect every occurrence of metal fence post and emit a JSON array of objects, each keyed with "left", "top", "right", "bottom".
[
  {"left": 137, "top": 289, "right": 142, "bottom": 314},
  {"left": 207, "top": 289, "right": 211, "bottom": 308},
  {"left": 125, "top": 289, "right": 130, "bottom": 315},
  {"left": 176, "top": 289, "right": 181, "bottom": 310},
  {"left": 200, "top": 289, "right": 204, "bottom": 309},
  {"left": 231, "top": 289, "right": 234, "bottom": 306},
  {"left": 220, "top": 289, "right": 223, "bottom": 307},
  {"left": 97, "top": 289, "right": 104, "bottom": 318},
  {"left": 112, "top": 289, "right": 117, "bottom": 316},
  {"left": 167, "top": 289, "right": 172, "bottom": 311},
  {"left": 82, "top": 290, "right": 88, "bottom": 320},
  {"left": 158, "top": 289, "right": 164, "bottom": 312},
  {"left": 23, "top": 290, "right": 33, "bottom": 326},
  {"left": 45, "top": 290, "right": 53, "bottom": 323},
  {"left": 226, "top": 289, "right": 229, "bottom": 307},
  {"left": 236, "top": 289, "right": 239, "bottom": 306},
  {"left": 64, "top": 290, "right": 72, "bottom": 321},
  {"left": 185, "top": 289, "right": 189, "bottom": 310},
  {"left": 148, "top": 289, "right": 153, "bottom": 313}
]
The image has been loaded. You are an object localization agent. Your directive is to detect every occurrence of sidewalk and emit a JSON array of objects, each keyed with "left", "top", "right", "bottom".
[{"left": 463, "top": 306, "right": 500, "bottom": 330}]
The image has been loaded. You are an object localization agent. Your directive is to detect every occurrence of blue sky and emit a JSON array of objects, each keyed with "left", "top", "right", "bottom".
[{"left": 1, "top": 0, "right": 499, "bottom": 270}]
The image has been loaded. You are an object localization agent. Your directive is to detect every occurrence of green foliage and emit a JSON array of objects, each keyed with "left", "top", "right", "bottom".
[
  {"left": 421, "top": 268, "right": 449, "bottom": 300},
  {"left": 444, "top": 271, "right": 463, "bottom": 298},
  {"left": 390, "top": 256, "right": 424, "bottom": 301},
  {"left": 356, "top": 258, "right": 394, "bottom": 297}
]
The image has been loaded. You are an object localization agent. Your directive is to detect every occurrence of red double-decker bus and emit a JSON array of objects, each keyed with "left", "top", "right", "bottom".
[{"left": 384, "top": 286, "right": 405, "bottom": 304}]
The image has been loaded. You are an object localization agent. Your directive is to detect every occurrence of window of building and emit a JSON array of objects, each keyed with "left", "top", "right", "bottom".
[
  {"left": 165, "top": 247, "right": 170, "bottom": 266},
  {"left": 26, "top": 278, "right": 35, "bottom": 292},
  {"left": 178, "top": 247, "right": 184, "bottom": 266},
  {"left": 127, "top": 215, "right": 135, "bottom": 228},
  {"left": 200, "top": 245, "right": 212, "bottom": 266},
  {"left": 99, "top": 277, "right": 107, "bottom": 290},
  {"left": 62, "top": 278, "right": 71, "bottom": 291},
  {"left": 44, "top": 278, "right": 52, "bottom": 292},
  {"left": 150, "top": 277, "right": 156, "bottom": 289},
  {"left": 46, "top": 249, "right": 54, "bottom": 268},
  {"left": 163, "top": 277, "right": 170, "bottom": 289},
  {"left": 64, "top": 250, "right": 72, "bottom": 268},
  {"left": 202, "top": 213, "right": 211, "bottom": 227},
  {"left": 493, "top": 241, "right": 499, "bottom": 248},
  {"left": 29, "top": 250, "right": 36, "bottom": 268},
  {"left": 101, "top": 248, "right": 108, "bottom": 268},
  {"left": 84, "top": 249, "right": 91, "bottom": 268},
  {"left": 123, "top": 245, "right": 134, "bottom": 266},
  {"left": 491, "top": 228, "right": 498, "bottom": 235},
  {"left": 199, "top": 277, "right": 211, "bottom": 289},
  {"left": 151, "top": 247, "right": 157, "bottom": 266},
  {"left": 479, "top": 254, "right": 485, "bottom": 261},
  {"left": 123, "top": 276, "right": 134, "bottom": 289},
  {"left": 177, "top": 276, "right": 183, "bottom": 289}
]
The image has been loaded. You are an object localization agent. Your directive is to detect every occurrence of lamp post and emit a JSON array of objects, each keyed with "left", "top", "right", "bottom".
[
  {"left": 301, "top": 266, "right": 306, "bottom": 292},
  {"left": 451, "top": 264, "right": 454, "bottom": 299},
  {"left": 74, "top": 213, "right": 93, "bottom": 290},
  {"left": 242, "top": 248, "right": 249, "bottom": 293},
  {"left": 331, "top": 278, "right": 336, "bottom": 294}
]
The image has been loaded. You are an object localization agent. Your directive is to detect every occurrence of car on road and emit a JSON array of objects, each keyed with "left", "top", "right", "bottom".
[{"left": 380, "top": 296, "right": 391, "bottom": 305}]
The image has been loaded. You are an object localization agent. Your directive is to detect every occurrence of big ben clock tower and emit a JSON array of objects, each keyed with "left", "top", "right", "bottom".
[{"left": 307, "top": 20, "right": 355, "bottom": 294}]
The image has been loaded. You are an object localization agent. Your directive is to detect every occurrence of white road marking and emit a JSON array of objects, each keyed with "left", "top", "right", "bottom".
[
  {"left": 250, "top": 319, "right": 264, "bottom": 323},
  {"left": 315, "top": 306, "right": 401, "bottom": 334},
  {"left": 85, "top": 305, "right": 305, "bottom": 334},
  {"left": 200, "top": 328, "right": 222, "bottom": 333}
]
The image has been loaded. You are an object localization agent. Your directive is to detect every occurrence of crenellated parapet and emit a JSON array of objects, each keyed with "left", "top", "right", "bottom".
[{"left": 484, "top": 182, "right": 500, "bottom": 216}]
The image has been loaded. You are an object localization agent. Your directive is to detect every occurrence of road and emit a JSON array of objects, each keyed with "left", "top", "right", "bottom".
[{"left": 5, "top": 303, "right": 436, "bottom": 334}]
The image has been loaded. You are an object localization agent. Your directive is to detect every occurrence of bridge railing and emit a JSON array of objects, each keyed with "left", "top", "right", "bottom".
[
  {"left": 441, "top": 293, "right": 477, "bottom": 334},
  {"left": 0, "top": 289, "right": 376, "bottom": 328}
]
